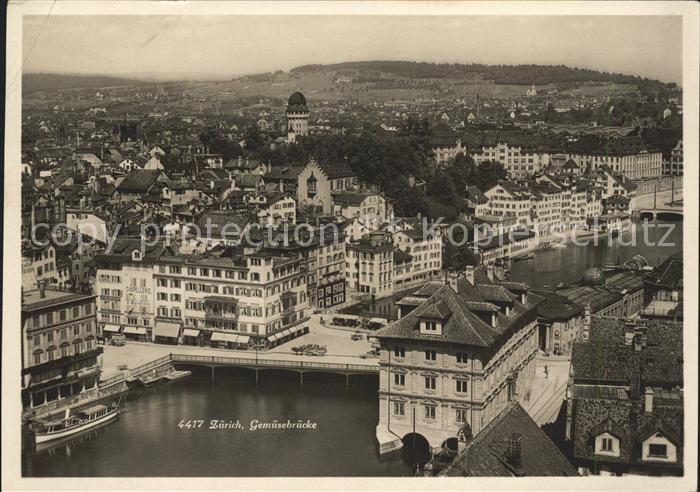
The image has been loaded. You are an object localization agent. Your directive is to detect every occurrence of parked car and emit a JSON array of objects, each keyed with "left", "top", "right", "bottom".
[{"left": 110, "top": 333, "right": 126, "bottom": 346}]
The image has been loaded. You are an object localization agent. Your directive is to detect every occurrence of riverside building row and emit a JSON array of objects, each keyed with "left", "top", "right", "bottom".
[{"left": 94, "top": 226, "right": 444, "bottom": 347}]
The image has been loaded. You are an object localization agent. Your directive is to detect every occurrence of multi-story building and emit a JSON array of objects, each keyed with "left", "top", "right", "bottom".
[
  {"left": 154, "top": 250, "right": 308, "bottom": 349},
  {"left": 431, "top": 123, "right": 465, "bottom": 165},
  {"left": 530, "top": 183, "right": 564, "bottom": 234},
  {"left": 374, "top": 267, "right": 540, "bottom": 455},
  {"left": 668, "top": 139, "right": 683, "bottom": 176},
  {"left": 345, "top": 231, "right": 394, "bottom": 301},
  {"left": 482, "top": 182, "right": 532, "bottom": 228},
  {"left": 94, "top": 239, "right": 158, "bottom": 341},
  {"left": 392, "top": 227, "right": 442, "bottom": 286},
  {"left": 22, "top": 243, "right": 59, "bottom": 290},
  {"left": 21, "top": 285, "right": 101, "bottom": 409},
  {"left": 296, "top": 159, "right": 358, "bottom": 215},
  {"left": 264, "top": 225, "right": 346, "bottom": 310},
  {"left": 333, "top": 191, "right": 389, "bottom": 229},
  {"left": 472, "top": 141, "right": 550, "bottom": 178},
  {"left": 566, "top": 317, "right": 683, "bottom": 476},
  {"left": 566, "top": 137, "right": 662, "bottom": 180},
  {"left": 94, "top": 237, "right": 310, "bottom": 349}
]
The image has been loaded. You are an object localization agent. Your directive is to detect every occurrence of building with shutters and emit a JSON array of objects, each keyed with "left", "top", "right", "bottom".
[
  {"left": 374, "top": 267, "right": 541, "bottom": 455},
  {"left": 21, "top": 285, "right": 101, "bottom": 409}
]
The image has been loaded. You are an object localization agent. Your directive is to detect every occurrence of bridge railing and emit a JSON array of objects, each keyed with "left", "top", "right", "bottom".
[{"left": 170, "top": 353, "right": 377, "bottom": 373}]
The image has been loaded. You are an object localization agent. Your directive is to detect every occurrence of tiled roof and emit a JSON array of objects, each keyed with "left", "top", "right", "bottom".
[
  {"left": 333, "top": 191, "right": 374, "bottom": 207},
  {"left": 315, "top": 159, "right": 356, "bottom": 180},
  {"left": 530, "top": 289, "right": 584, "bottom": 320},
  {"left": 477, "top": 284, "right": 517, "bottom": 303},
  {"left": 374, "top": 284, "right": 499, "bottom": 347},
  {"left": 195, "top": 212, "right": 249, "bottom": 240},
  {"left": 572, "top": 396, "right": 683, "bottom": 467},
  {"left": 643, "top": 251, "right": 682, "bottom": 290},
  {"left": 572, "top": 317, "right": 683, "bottom": 387},
  {"left": 431, "top": 123, "right": 459, "bottom": 147},
  {"left": 116, "top": 170, "right": 163, "bottom": 193},
  {"left": 442, "top": 402, "right": 578, "bottom": 477},
  {"left": 466, "top": 186, "right": 489, "bottom": 205}
]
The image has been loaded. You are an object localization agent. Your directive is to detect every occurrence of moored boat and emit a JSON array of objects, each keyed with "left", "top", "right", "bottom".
[{"left": 33, "top": 403, "right": 120, "bottom": 444}]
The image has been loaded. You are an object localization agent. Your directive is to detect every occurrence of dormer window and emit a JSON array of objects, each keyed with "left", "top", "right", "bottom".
[
  {"left": 594, "top": 432, "right": 620, "bottom": 457},
  {"left": 131, "top": 249, "right": 142, "bottom": 261},
  {"left": 420, "top": 319, "right": 442, "bottom": 335}
]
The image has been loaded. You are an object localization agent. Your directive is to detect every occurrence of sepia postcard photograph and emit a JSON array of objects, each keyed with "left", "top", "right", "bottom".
[{"left": 2, "top": 1, "right": 698, "bottom": 491}]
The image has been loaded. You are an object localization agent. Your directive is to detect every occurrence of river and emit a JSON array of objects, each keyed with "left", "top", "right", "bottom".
[
  {"left": 508, "top": 220, "right": 683, "bottom": 288},
  {"left": 23, "top": 368, "right": 411, "bottom": 477}
]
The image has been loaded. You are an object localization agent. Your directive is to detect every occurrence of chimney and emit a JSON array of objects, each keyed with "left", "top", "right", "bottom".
[
  {"left": 520, "top": 291, "right": 527, "bottom": 305},
  {"left": 464, "top": 265, "right": 475, "bottom": 285},
  {"left": 505, "top": 433, "right": 522, "bottom": 468},
  {"left": 486, "top": 264, "right": 494, "bottom": 282},
  {"left": 644, "top": 387, "right": 654, "bottom": 413},
  {"left": 447, "top": 272, "right": 460, "bottom": 293}
]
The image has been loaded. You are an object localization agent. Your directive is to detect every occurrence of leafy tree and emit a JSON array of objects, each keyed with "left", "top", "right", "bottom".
[{"left": 243, "top": 125, "right": 266, "bottom": 153}]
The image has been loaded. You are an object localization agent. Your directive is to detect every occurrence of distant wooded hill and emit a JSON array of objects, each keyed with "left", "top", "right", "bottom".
[
  {"left": 291, "top": 61, "right": 673, "bottom": 89},
  {"left": 23, "top": 73, "right": 148, "bottom": 94}
]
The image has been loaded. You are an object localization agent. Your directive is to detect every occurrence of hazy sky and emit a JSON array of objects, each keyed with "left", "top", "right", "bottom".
[{"left": 23, "top": 15, "right": 683, "bottom": 83}]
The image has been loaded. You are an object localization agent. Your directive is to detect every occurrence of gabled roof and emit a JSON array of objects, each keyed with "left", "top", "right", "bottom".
[
  {"left": 315, "top": 159, "right": 356, "bottom": 180},
  {"left": 442, "top": 402, "right": 578, "bottom": 477},
  {"left": 375, "top": 283, "right": 500, "bottom": 347},
  {"left": 530, "top": 289, "right": 584, "bottom": 320},
  {"left": 431, "top": 122, "right": 459, "bottom": 147},
  {"left": 116, "top": 170, "right": 163, "bottom": 194}
]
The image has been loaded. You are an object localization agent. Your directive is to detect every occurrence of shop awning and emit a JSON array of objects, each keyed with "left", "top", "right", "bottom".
[
  {"left": 268, "top": 333, "right": 282, "bottom": 342},
  {"left": 154, "top": 321, "right": 181, "bottom": 339},
  {"left": 289, "top": 325, "right": 306, "bottom": 335},
  {"left": 123, "top": 326, "right": 147, "bottom": 335},
  {"left": 183, "top": 328, "right": 200, "bottom": 337},
  {"left": 369, "top": 318, "right": 387, "bottom": 325},
  {"left": 281, "top": 329, "right": 292, "bottom": 337},
  {"left": 103, "top": 324, "right": 122, "bottom": 333},
  {"left": 211, "top": 332, "right": 239, "bottom": 343},
  {"left": 237, "top": 335, "right": 250, "bottom": 344}
]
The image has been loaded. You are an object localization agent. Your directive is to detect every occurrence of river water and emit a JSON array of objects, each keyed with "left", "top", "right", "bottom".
[
  {"left": 508, "top": 220, "right": 683, "bottom": 288},
  {"left": 22, "top": 221, "right": 683, "bottom": 477},
  {"left": 23, "top": 369, "right": 411, "bottom": 477}
]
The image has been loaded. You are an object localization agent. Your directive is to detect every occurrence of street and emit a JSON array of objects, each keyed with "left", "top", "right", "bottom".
[{"left": 523, "top": 355, "right": 571, "bottom": 425}]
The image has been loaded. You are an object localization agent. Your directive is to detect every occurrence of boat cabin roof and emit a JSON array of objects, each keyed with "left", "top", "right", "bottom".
[{"left": 77, "top": 404, "right": 109, "bottom": 415}]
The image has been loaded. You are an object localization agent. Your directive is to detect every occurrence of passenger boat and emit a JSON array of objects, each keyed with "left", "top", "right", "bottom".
[{"left": 33, "top": 402, "right": 120, "bottom": 444}]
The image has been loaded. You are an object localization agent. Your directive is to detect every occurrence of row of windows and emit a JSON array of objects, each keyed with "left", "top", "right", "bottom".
[
  {"left": 32, "top": 338, "right": 95, "bottom": 365},
  {"left": 30, "top": 303, "right": 93, "bottom": 328},
  {"left": 33, "top": 322, "right": 93, "bottom": 345},
  {"left": 392, "top": 347, "right": 472, "bottom": 364},
  {"left": 392, "top": 374, "right": 470, "bottom": 393},
  {"left": 391, "top": 402, "right": 470, "bottom": 423}
]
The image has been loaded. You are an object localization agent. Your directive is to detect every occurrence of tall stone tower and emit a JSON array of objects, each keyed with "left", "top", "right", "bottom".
[{"left": 286, "top": 91, "right": 309, "bottom": 143}]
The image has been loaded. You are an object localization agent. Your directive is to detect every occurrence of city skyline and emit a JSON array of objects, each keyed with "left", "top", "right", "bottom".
[{"left": 23, "top": 15, "right": 683, "bottom": 84}]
